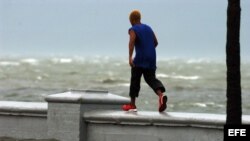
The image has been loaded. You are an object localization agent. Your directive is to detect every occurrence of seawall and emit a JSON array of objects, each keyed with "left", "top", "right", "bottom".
[{"left": 1, "top": 90, "right": 249, "bottom": 141}]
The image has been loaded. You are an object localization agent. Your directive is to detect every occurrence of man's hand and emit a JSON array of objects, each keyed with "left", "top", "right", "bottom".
[{"left": 129, "top": 57, "right": 135, "bottom": 67}]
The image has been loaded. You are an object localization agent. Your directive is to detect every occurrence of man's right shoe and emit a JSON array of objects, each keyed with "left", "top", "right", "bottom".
[
  {"left": 159, "top": 95, "right": 168, "bottom": 112},
  {"left": 122, "top": 103, "right": 137, "bottom": 112}
]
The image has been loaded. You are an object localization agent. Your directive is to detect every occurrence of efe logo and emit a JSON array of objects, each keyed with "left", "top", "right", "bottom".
[{"left": 228, "top": 129, "right": 246, "bottom": 136}]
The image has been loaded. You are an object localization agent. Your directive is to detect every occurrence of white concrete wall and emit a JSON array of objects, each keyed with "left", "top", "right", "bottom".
[
  {"left": 1, "top": 91, "right": 250, "bottom": 141},
  {"left": 84, "top": 110, "right": 250, "bottom": 141},
  {"left": 84, "top": 111, "right": 229, "bottom": 141},
  {"left": 46, "top": 90, "right": 130, "bottom": 141},
  {"left": 0, "top": 101, "right": 48, "bottom": 139},
  {"left": 86, "top": 123, "right": 223, "bottom": 141},
  {"left": 0, "top": 114, "right": 48, "bottom": 139},
  {"left": 47, "top": 103, "right": 82, "bottom": 141}
]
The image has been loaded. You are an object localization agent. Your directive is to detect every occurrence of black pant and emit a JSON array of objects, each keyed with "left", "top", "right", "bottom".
[{"left": 129, "top": 67, "right": 165, "bottom": 98}]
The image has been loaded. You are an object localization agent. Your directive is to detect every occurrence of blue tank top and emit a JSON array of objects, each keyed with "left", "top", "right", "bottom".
[{"left": 129, "top": 24, "right": 156, "bottom": 70}]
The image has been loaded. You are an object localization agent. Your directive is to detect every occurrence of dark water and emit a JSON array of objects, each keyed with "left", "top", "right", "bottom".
[{"left": 0, "top": 56, "right": 249, "bottom": 114}]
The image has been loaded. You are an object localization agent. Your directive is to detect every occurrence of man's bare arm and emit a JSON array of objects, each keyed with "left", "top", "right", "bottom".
[
  {"left": 153, "top": 32, "right": 158, "bottom": 48},
  {"left": 129, "top": 30, "right": 136, "bottom": 67}
]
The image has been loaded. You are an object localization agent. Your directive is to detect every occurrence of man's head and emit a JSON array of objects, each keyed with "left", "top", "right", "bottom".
[{"left": 129, "top": 10, "right": 141, "bottom": 25}]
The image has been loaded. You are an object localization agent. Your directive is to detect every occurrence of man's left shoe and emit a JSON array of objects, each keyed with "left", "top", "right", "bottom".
[
  {"left": 159, "top": 95, "right": 168, "bottom": 112},
  {"left": 122, "top": 103, "right": 137, "bottom": 112}
]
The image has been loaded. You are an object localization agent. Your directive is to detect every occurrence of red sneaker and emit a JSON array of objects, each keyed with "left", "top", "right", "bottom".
[
  {"left": 159, "top": 95, "right": 168, "bottom": 112},
  {"left": 122, "top": 104, "right": 137, "bottom": 112}
]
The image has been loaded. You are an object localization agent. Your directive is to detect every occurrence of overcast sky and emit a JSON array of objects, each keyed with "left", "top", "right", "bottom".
[{"left": 0, "top": 0, "right": 249, "bottom": 60}]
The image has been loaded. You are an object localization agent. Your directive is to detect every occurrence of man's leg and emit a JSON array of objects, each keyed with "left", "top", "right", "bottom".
[
  {"left": 122, "top": 67, "right": 142, "bottom": 111},
  {"left": 143, "top": 68, "right": 165, "bottom": 94},
  {"left": 129, "top": 67, "right": 143, "bottom": 105},
  {"left": 143, "top": 68, "right": 167, "bottom": 112}
]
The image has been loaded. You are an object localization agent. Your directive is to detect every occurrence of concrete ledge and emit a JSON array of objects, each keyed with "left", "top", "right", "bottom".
[
  {"left": 1, "top": 90, "right": 250, "bottom": 141},
  {"left": 86, "top": 122, "right": 223, "bottom": 141},
  {"left": 84, "top": 110, "right": 250, "bottom": 129},
  {"left": 0, "top": 101, "right": 48, "bottom": 139},
  {"left": 45, "top": 90, "right": 129, "bottom": 104},
  {"left": 0, "top": 101, "right": 47, "bottom": 116}
]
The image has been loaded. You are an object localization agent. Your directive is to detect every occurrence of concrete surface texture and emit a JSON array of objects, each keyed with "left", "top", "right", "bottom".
[
  {"left": 46, "top": 90, "right": 130, "bottom": 141},
  {"left": 1, "top": 90, "right": 250, "bottom": 141},
  {"left": 0, "top": 137, "right": 58, "bottom": 141}
]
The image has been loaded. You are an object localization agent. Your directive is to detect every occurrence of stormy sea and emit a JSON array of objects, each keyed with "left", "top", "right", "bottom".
[{"left": 0, "top": 56, "right": 249, "bottom": 114}]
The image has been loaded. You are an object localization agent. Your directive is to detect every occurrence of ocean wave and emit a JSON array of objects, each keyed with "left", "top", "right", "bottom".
[
  {"left": 156, "top": 73, "right": 169, "bottom": 78},
  {"left": 51, "top": 58, "right": 73, "bottom": 64},
  {"left": 191, "top": 102, "right": 225, "bottom": 108},
  {"left": 192, "top": 103, "right": 207, "bottom": 107},
  {"left": 0, "top": 61, "right": 20, "bottom": 66},
  {"left": 157, "top": 73, "right": 200, "bottom": 80},
  {"left": 186, "top": 59, "right": 212, "bottom": 64},
  {"left": 49, "top": 56, "right": 124, "bottom": 64},
  {"left": 20, "top": 58, "right": 39, "bottom": 65},
  {"left": 117, "top": 83, "right": 130, "bottom": 87},
  {"left": 173, "top": 75, "right": 200, "bottom": 80},
  {"left": 101, "top": 78, "right": 128, "bottom": 84}
]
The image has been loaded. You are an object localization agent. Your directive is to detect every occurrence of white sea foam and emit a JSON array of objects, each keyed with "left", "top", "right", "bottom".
[
  {"left": 172, "top": 75, "right": 200, "bottom": 80},
  {"left": 91, "top": 58, "right": 102, "bottom": 64},
  {"left": 186, "top": 58, "right": 211, "bottom": 64},
  {"left": 60, "top": 58, "right": 72, "bottom": 63},
  {"left": 192, "top": 103, "right": 207, "bottom": 107},
  {"left": 21, "top": 58, "right": 39, "bottom": 65},
  {"left": 117, "top": 83, "right": 130, "bottom": 87},
  {"left": 52, "top": 58, "right": 73, "bottom": 64},
  {"left": 156, "top": 73, "right": 169, "bottom": 78},
  {"left": 157, "top": 73, "right": 200, "bottom": 80},
  {"left": 206, "top": 102, "right": 224, "bottom": 108},
  {"left": 0, "top": 61, "right": 20, "bottom": 66},
  {"left": 36, "top": 76, "right": 42, "bottom": 80}
]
